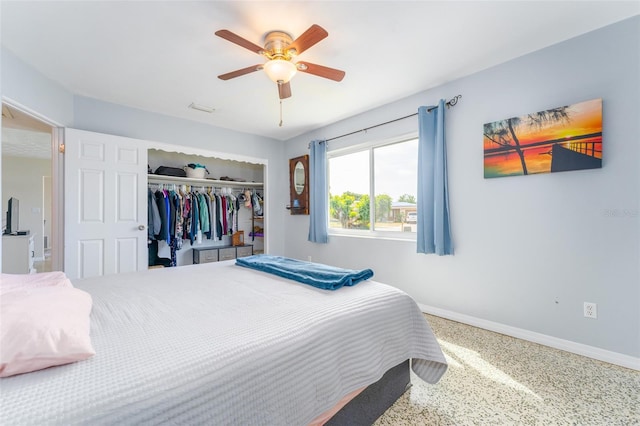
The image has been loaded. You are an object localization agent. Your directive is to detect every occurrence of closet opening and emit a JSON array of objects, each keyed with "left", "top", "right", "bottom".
[{"left": 147, "top": 148, "right": 266, "bottom": 268}]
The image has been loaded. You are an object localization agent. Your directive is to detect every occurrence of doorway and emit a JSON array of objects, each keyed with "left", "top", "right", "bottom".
[{"left": 1, "top": 102, "right": 59, "bottom": 273}]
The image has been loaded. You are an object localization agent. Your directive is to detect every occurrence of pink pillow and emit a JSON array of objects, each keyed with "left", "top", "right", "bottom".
[
  {"left": 0, "top": 286, "right": 95, "bottom": 377},
  {"left": 0, "top": 271, "right": 73, "bottom": 294}
]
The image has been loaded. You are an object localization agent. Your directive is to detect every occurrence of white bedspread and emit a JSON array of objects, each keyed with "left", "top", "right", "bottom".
[{"left": 1, "top": 260, "right": 447, "bottom": 425}]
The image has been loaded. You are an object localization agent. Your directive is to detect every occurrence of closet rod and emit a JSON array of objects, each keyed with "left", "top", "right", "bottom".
[{"left": 320, "top": 94, "right": 462, "bottom": 144}]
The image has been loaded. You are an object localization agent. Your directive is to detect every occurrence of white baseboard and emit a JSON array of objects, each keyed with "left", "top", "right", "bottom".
[{"left": 418, "top": 303, "right": 640, "bottom": 371}]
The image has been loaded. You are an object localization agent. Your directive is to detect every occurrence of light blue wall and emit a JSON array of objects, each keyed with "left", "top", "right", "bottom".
[
  {"left": 72, "top": 96, "right": 279, "bottom": 161},
  {"left": 1, "top": 47, "right": 74, "bottom": 125},
  {"left": 283, "top": 17, "right": 640, "bottom": 358}
]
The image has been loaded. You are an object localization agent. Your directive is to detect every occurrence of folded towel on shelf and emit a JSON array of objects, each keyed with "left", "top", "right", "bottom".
[{"left": 235, "top": 255, "right": 374, "bottom": 290}]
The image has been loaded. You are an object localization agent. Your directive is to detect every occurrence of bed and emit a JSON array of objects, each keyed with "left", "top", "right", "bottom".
[{"left": 0, "top": 259, "right": 447, "bottom": 425}]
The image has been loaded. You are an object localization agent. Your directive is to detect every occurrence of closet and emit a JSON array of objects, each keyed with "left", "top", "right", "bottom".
[
  {"left": 63, "top": 129, "right": 269, "bottom": 279},
  {"left": 147, "top": 149, "right": 265, "bottom": 268}
]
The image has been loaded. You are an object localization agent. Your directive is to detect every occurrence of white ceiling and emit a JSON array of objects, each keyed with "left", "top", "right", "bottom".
[
  {"left": 2, "top": 104, "right": 52, "bottom": 159},
  {"left": 1, "top": 1, "right": 638, "bottom": 142},
  {"left": 1, "top": 127, "right": 51, "bottom": 159}
]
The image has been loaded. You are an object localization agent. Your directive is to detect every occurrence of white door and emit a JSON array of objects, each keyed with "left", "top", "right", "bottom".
[{"left": 64, "top": 128, "right": 148, "bottom": 279}]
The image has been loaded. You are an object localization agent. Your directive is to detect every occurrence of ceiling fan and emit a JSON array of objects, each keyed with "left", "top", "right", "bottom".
[{"left": 215, "top": 24, "right": 345, "bottom": 100}]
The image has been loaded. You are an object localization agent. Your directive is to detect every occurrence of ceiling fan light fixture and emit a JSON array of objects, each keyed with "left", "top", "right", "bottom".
[{"left": 263, "top": 59, "right": 297, "bottom": 83}]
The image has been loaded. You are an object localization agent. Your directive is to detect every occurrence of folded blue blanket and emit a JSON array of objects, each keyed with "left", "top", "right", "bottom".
[{"left": 235, "top": 255, "right": 374, "bottom": 290}]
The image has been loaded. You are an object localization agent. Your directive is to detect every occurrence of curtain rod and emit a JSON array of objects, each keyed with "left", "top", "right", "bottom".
[{"left": 322, "top": 95, "right": 462, "bottom": 143}]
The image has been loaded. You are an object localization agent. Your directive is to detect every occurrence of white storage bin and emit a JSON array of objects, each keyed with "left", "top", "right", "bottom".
[{"left": 185, "top": 167, "right": 207, "bottom": 179}]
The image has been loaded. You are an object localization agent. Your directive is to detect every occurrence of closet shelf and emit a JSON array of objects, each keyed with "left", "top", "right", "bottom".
[{"left": 148, "top": 174, "right": 263, "bottom": 188}]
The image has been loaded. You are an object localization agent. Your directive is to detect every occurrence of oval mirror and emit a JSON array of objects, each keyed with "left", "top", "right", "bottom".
[{"left": 294, "top": 161, "right": 305, "bottom": 195}]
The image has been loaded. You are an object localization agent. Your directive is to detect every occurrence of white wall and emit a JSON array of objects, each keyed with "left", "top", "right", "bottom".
[
  {"left": 1, "top": 155, "right": 50, "bottom": 260},
  {"left": 283, "top": 17, "right": 640, "bottom": 360}
]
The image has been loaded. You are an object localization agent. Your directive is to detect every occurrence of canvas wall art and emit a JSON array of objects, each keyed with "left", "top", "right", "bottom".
[{"left": 483, "top": 98, "right": 602, "bottom": 178}]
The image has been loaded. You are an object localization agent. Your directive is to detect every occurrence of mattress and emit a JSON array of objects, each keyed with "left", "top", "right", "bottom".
[{"left": 1, "top": 260, "right": 447, "bottom": 425}]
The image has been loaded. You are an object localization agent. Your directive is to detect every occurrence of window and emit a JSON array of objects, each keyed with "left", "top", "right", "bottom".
[{"left": 328, "top": 136, "right": 418, "bottom": 238}]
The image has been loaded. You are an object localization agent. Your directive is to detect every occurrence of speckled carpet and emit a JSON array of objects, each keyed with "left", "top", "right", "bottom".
[{"left": 375, "top": 315, "right": 639, "bottom": 426}]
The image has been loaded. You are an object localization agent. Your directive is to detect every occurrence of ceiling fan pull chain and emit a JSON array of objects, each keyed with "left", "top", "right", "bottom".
[{"left": 279, "top": 100, "right": 284, "bottom": 127}]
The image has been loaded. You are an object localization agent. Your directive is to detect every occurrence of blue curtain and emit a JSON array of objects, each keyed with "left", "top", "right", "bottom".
[
  {"left": 308, "top": 140, "right": 329, "bottom": 243},
  {"left": 417, "top": 100, "right": 454, "bottom": 255}
]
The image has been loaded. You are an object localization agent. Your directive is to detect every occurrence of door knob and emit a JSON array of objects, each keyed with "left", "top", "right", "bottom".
[{"left": 138, "top": 225, "right": 146, "bottom": 231}]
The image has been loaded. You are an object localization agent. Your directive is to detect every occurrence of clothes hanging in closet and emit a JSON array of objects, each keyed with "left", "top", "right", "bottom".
[
  {"left": 148, "top": 185, "right": 255, "bottom": 259},
  {"left": 148, "top": 188, "right": 161, "bottom": 240}
]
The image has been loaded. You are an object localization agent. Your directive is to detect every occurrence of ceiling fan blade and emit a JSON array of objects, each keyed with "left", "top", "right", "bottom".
[
  {"left": 278, "top": 81, "right": 292, "bottom": 99},
  {"left": 288, "top": 24, "right": 328, "bottom": 55},
  {"left": 296, "top": 62, "right": 345, "bottom": 82},
  {"left": 218, "top": 64, "right": 262, "bottom": 80},
  {"left": 215, "top": 29, "right": 264, "bottom": 54}
]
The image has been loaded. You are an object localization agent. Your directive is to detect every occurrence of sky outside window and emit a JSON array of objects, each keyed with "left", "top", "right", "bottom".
[
  {"left": 329, "top": 140, "right": 418, "bottom": 202},
  {"left": 374, "top": 139, "right": 418, "bottom": 202},
  {"left": 329, "top": 150, "right": 369, "bottom": 196}
]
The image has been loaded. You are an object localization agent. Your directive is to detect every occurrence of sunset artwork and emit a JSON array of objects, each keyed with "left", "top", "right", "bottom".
[{"left": 483, "top": 99, "right": 602, "bottom": 178}]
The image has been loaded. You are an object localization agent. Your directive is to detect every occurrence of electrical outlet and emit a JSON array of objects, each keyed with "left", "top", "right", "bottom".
[{"left": 584, "top": 302, "right": 597, "bottom": 319}]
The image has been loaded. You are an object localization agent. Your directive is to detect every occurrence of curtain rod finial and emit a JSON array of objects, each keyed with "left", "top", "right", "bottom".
[{"left": 446, "top": 95, "right": 462, "bottom": 108}]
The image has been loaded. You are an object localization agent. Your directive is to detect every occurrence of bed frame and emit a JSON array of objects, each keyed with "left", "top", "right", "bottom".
[{"left": 327, "top": 360, "right": 410, "bottom": 425}]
